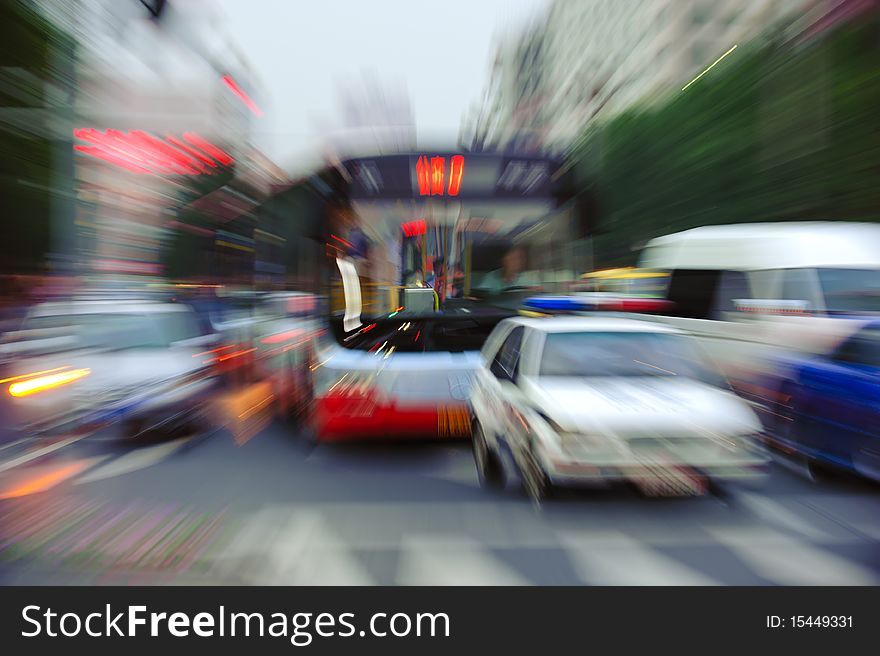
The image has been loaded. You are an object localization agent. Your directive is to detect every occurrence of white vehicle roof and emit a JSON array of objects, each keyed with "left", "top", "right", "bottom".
[
  {"left": 506, "top": 316, "right": 682, "bottom": 335},
  {"left": 639, "top": 221, "right": 880, "bottom": 271},
  {"left": 28, "top": 300, "right": 190, "bottom": 318}
]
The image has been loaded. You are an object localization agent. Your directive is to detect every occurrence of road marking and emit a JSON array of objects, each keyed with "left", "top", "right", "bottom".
[
  {"left": 74, "top": 438, "right": 191, "bottom": 484},
  {"left": 0, "top": 434, "right": 89, "bottom": 473},
  {"left": 559, "top": 530, "right": 722, "bottom": 585},
  {"left": 736, "top": 491, "right": 831, "bottom": 540},
  {"left": 215, "top": 508, "right": 374, "bottom": 585},
  {"left": 396, "top": 537, "right": 530, "bottom": 585},
  {"left": 708, "top": 526, "right": 879, "bottom": 585}
]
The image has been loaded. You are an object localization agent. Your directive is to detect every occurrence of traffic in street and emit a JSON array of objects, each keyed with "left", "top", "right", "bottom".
[{"left": 3, "top": 0, "right": 880, "bottom": 590}]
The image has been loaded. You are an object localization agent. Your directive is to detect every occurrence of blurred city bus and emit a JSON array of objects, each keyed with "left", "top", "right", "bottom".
[{"left": 306, "top": 151, "right": 583, "bottom": 441}]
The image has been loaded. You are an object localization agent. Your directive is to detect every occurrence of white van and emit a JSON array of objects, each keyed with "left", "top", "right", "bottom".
[{"left": 635, "top": 222, "right": 880, "bottom": 381}]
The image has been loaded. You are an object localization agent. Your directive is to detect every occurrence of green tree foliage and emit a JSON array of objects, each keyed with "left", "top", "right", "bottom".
[
  {"left": 571, "top": 16, "right": 880, "bottom": 267},
  {"left": 0, "top": 0, "right": 76, "bottom": 274}
]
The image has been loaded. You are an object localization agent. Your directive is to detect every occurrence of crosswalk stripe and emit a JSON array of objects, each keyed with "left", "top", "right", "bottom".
[
  {"left": 395, "top": 537, "right": 530, "bottom": 585},
  {"left": 74, "top": 438, "right": 191, "bottom": 485},
  {"left": 559, "top": 530, "right": 723, "bottom": 585},
  {"left": 214, "top": 508, "right": 375, "bottom": 585},
  {"left": 737, "top": 492, "right": 833, "bottom": 540},
  {"left": 0, "top": 434, "right": 88, "bottom": 473},
  {"left": 707, "top": 526, "right": 879, "bottom": 585}
]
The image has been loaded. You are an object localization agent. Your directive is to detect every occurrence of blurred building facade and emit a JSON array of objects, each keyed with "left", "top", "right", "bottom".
[
  {"left": 464, "top": 0, "right": 809, "bottom": 153},
  {"left": 29, "top": 0, "right": 284, "bottom": 287}
]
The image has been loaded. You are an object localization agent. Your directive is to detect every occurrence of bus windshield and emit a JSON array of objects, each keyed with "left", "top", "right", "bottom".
[
  {"left": 326, "top": 173, "right": 583, "bottom": 350},
  {"left": 328, "top": 203, "right": 582, "bottom": 351}
]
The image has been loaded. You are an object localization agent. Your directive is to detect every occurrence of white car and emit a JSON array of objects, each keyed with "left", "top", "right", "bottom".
[
  {"left": 1, "top": 298, "right": 219, "bottom": 438},
  {"left": 470, "top": 316, "right": 768, "bottom": 500}
]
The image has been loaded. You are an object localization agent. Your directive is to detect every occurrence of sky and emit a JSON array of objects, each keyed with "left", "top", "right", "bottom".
[{"left": 214, "top": 0, "right": 547, "bottom": 172}]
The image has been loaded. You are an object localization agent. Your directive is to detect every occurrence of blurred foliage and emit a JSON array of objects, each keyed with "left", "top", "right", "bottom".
[
  {"left": 572, "top": 15, "right": 880, "bottom": 267},
  {"left": 0, "top": 0, "right": 76, "bottom": 274}
]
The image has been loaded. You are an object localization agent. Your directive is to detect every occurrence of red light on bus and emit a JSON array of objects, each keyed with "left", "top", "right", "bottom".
[
  {"left": 401, "top": 219, "right": 426, "bottom": 237},
  {"left": 416, "top": 155, "right": 464, "bottom": 196},
  {"left": 430, "top": 157, "right": 445, "bottom": 195},
  {"left": 416, "top": 156, "right": 431, "bottom": 195},
  {"left": 448, "top": 155, "right": 464, "bottom": 196}
]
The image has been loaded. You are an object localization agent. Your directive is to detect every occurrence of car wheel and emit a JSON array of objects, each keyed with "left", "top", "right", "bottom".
[{"left": 472, "top": 422, "right": 504, "bottom": 489}]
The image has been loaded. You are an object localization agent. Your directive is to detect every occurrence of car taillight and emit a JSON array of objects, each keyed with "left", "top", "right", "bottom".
[{"left": 7, "top": 368, "right": 91, "bottom": 397}]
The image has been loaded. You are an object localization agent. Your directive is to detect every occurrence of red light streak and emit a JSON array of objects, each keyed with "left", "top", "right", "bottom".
[
  {"left": 74, "top": 129, "right": 233, "bottom": 175},
  {"left": 193, "top": 344, "right": 236, "bottom": 357},
  {"left": 165, "top": 134, "right": 218, "bottom": 168},
  {"left": 221, "top": 75, "right": 264, "bottom": 117},
  {"left": 416, "top": 155, "right": 430, "bottom": 195},
  {"left": 331, "top": 234, "right": 354, "bottom": 249},
  {"left": 430, "top": 157, "right": 445, "bottom": 195},
  {"left": 183, "top": 132, "right": 234, "bottom": 166},
  {"left": 218, "top": 347, "right": 257, "bottom": 362},
  {"left": 133, "top": 130, "right": 203, "bottom": 174},
  {"left": 261, "top": 329, "right": 303, "bottom": 345},
  {"left": 448, "top": 155, "right": 464, "bottom": 195}
]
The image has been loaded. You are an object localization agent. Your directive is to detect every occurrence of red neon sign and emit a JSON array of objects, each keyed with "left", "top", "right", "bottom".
[
  {"left": 416, "top": 155, "right": 465, "bottom": 196},
  {"left": 221, "top": 75, "right": 263, "bottom": 117},
  {"left": 73, "top": 129, "right": 233, "bottom": 175},
  {"left": 401, "top": 219, "right": 427, "bottom": 237}
]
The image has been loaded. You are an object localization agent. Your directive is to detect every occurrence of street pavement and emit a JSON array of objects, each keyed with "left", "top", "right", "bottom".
[{"left": 1, "top": 410, "right": 879, "bottom": 585}]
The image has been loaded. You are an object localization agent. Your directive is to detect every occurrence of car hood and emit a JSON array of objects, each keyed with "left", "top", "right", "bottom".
[{"left": 524, "top": 376, "right": 760, "bottom": 438}]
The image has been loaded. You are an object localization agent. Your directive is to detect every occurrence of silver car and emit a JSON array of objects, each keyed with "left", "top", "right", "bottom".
[{"left": 1, "top": 298, "right": 219, "bottom": 438}]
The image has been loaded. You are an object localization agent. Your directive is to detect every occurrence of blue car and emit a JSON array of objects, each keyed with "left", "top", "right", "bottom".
[{"left": 762, "top": 322, "right": 880, "bottom": 482}]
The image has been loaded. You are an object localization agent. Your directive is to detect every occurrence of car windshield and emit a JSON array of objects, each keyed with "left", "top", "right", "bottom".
[
  {"left": 818, "top": 269, "right": 880, "bottom": 313},
  {"left": 539, "top": 331, "right": 721, "bottom": 383},
  {"left": 23, "top": 311, "right": 202, "bottom": 349}
]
